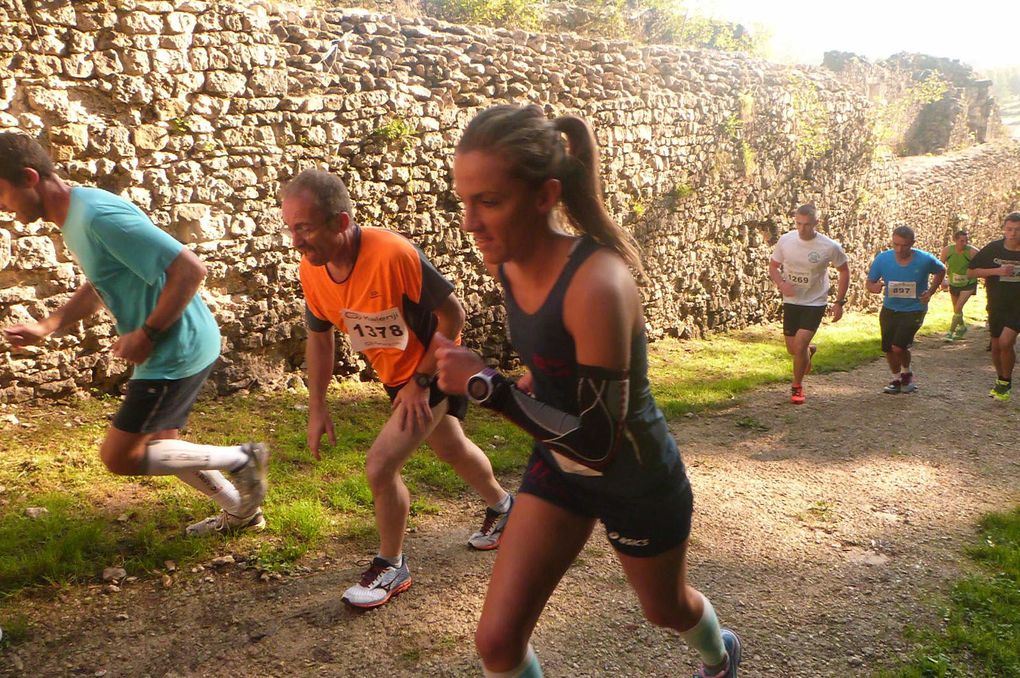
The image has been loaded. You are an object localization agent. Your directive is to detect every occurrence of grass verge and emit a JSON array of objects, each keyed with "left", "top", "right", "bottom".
[{"left": 875, "top": 506, "right": 1020, "bottom": 677}]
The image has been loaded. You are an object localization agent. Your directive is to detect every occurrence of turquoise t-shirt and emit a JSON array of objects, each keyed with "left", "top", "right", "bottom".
[
  {"left": 62, "top": 187, "right": 220, "bottom": 380},
  {"left": 867, "top": 248, "right": 945, "bottom": 313}
]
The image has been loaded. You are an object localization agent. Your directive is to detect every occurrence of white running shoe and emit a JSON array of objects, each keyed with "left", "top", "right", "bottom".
[
  {"left": 186, "top": 508, "right": 266, "bottom": 536},
  {"left": 232, "top": 442, "right": 269, "bottom": 516},
  {"left": 468, "top": 496, "right": 514, "bottom": 551},
  {"left": 342, "top": 556, "right": 412, "bottom": 609}
]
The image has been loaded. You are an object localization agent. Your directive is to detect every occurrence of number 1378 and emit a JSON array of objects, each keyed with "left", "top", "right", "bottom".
[{"left": 351, "top": 323, "right": 405, "bottom": 339}]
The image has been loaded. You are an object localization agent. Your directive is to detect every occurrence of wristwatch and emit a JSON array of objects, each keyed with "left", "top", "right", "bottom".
[
  {"left": 466, "top": 368, "right": 500, "bottom": 404},
  {"left": 412, "top": 372, "right": 432, "bottom": 389},
  {"left": 141, "top": 322, "right": 161, "bottom": 341},
  {"left": 834, "top": 298, "right": 847, "bottom": 306}
]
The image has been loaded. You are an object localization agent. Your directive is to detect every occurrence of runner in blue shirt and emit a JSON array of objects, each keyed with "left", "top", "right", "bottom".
[
  {"left": 0, "top": 132, "right": 268, "bottom": 535},
  {"left": 866, "top": 226, "right": 946, "bottom": 394}
]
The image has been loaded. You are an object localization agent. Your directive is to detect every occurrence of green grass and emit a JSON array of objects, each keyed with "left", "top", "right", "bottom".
[
  {"left": 651, "top": 290, "right": 982, "bottom": 415},
  {"left": 0, "top": 384, "right": 534, "bottom": 601},
  {"left": 875, "top": 506, "right": 1020, "bottom": 677},
  {"left": 0, "top": 290, "right": 994, "bottom": 646}
]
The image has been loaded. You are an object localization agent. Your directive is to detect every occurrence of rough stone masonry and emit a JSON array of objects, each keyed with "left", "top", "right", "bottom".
[{"left": 0, "top": 0, "right": 1018, "bottom": 401}]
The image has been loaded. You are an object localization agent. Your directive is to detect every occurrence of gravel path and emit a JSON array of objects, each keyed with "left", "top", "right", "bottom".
[{"left": 4, "top": 329, "right": 1019, "bottom": 677}]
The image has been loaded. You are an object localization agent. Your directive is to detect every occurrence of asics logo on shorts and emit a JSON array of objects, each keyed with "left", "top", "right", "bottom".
[{"left": 607, "top": 531, "right": 650, "bottom": 547}]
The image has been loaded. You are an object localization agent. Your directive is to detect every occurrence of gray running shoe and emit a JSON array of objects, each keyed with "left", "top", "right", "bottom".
[
  {"left": 232, "top": 442, "right": 269, "bottom": 517},
  {"left": 343, "top": 556, "right": 412, "bottom": 609},
  {"left": 882, "top": 379, "right": 902, "bottom": 394},
  {"left": 468, "top": 495, "right": 514, "bottom": 550},
  {"left": 186, "top": 508, "right": 266, "bottom": 537}
]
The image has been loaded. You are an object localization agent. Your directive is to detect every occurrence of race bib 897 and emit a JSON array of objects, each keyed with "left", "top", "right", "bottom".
[
  {"left": 888, "top": 281, "right": 917, "bottom": 299},
  {"left": 343, "top": 307, "right": 409, "bottom": 352}
]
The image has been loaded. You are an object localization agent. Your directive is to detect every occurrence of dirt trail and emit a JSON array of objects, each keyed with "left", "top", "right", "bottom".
[{"left": 4, "top": 331, "right": 1019, "bottom": 677}]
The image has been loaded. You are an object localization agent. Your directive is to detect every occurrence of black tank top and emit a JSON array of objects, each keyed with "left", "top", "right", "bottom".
[{"left": 500, "top": 237, "right": 687, "bottom": 492}]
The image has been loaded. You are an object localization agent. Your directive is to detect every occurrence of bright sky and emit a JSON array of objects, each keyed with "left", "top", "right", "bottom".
[{"left": 684, "top": 0, "right": 1019, "bottom": 72}]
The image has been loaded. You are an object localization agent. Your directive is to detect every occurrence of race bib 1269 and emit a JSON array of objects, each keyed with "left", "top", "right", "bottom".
[
  {"left": 950, "top": 272, "right": 971, "bottom": 285},
  {"left": 888, "top": 281, "right": 917, "bottom": 299},
  {"left": 785, "top": 270, "right": 811, "bottom": 287},
  {"left": 343, "top": 307, "right": 409, "bottom": 352}
]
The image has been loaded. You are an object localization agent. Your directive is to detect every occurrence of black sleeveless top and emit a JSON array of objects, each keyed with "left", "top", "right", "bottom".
[{"left": 500, "top": 237, "right": 688, "bottom": 494}]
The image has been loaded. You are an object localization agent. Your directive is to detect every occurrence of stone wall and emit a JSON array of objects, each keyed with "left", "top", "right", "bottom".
[
  {"left": 822, "top": 51, "right": 1004, "bottom": 157},
  {"left": 1, "top": 0, "right": 1019, "bottom": 401}
]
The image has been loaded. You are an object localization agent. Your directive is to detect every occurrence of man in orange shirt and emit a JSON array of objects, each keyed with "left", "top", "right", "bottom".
[{"left": 281, "top": 169, "right": 513, "bottom": 608}]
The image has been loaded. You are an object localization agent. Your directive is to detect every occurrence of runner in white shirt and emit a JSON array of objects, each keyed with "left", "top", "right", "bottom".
[{"left": 768, "top": 205, "right": 850, "bottom": 404}]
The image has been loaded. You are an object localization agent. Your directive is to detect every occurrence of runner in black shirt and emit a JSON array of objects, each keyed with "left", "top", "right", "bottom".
[{"left": 968, "top": 212, "right": 1020, "bottom": 401}]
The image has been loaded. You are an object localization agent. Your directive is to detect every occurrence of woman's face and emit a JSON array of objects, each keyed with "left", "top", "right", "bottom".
[{"left": 453, "top": 150, "right": 557, "bottom": 265}]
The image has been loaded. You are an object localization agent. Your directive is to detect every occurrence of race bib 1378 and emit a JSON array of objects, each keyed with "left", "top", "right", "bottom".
[{"left": 343, "top": 307, "right": 409, "bottom": 352}]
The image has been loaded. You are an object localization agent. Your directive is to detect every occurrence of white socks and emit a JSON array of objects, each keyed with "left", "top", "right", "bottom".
[
  {"left": 679, "top": 592, "right": 727, "bottom": 669},
  {"left": 491, "top": 492, "right": 513, "bottom": 514},
  {"left": 483, "top": 644, "right": 542, "bottom": 678},
  {"left": 143, "top": 439, "right": 248, "bottom": 475},
  {"left": 174, "top": 469, "right": 242, "bottom": 515}
]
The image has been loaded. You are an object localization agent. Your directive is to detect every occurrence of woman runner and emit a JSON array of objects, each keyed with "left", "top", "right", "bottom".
[{"left": 435, "top": 104, "right": 741, "bottom": 678}]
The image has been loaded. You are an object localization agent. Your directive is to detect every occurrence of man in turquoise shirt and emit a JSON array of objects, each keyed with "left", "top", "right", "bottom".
[
  {"left": 0, "top": 132, "right": 268, "bottom": 535},
  {"left": 866, "top": 226, "right": 946, "bottom": 394}
]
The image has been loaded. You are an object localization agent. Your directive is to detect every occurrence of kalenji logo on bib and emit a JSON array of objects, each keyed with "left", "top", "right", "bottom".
[
  {"left": 343, "top": 307, "right": 409, "bottom": 352},
  {"left": 607, "top": 531, "right": 650, "bottom": 547}
]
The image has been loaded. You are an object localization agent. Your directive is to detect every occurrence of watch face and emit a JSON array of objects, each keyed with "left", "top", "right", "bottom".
[
  {"left": 414, "top": 374, "right": 432, "bottom": 388},
  {"left": 467, "top": 376, "right": 490, "bottom": 401}
]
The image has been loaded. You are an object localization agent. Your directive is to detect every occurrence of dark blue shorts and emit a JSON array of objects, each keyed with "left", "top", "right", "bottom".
[{"left": 519, "top": 449, "right": 693, "bottom": 558}]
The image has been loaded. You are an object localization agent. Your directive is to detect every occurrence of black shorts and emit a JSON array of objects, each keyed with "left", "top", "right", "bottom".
[
  {"left": 519, "top": 450, "right": 693, "bottom": 558},
  {"left": 988, "top": 303, "right": 1020, "bottom": 338},
  {"left": 949, "top": 283, "right": 977, "bottom": 297},
  {"left": 783, "top": 303, "right": 826, "bottom": 337},
  {"left": 383, "top": 377, "right": 468, "bottom": 421},
  {"left": 879, "top": 308, "right": 926, "bottom": 353},
  {"left": 112, "top": 361, "right": 215, "bottom": 434}
]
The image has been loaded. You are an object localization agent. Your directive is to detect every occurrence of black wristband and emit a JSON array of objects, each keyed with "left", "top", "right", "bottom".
[
  {"left": 834, "top": 298, "right": 847, "bottom": 306},
  {"left": 141, "top": 322, "right": 161, "bottom": 342}
]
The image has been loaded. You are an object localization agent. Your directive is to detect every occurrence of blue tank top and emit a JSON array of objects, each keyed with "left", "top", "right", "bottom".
[{"left": 500, "top": 237, "right": 688, "bottom": 494}]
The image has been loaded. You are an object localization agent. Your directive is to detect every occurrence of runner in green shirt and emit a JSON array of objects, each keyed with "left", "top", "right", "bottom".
[{"left": 940, "top": 229, "right": 980, "bottom": 341}]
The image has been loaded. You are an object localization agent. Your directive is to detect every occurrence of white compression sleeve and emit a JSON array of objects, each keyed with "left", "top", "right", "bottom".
[
  {"left": 143, "top": 439, "right": 248, "bottom": 475},
  {"left": 174, "top": 469, "right": 242, "bottom": 514},
  {"left": 679, "top": 593, "right": 727, "bottom": 668}
]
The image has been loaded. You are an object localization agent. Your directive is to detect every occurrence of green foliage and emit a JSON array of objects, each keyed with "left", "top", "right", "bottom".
[
  {"left": 739, "top": 141, "right": 756, "bottom": 177},
  {"left": 650, "top": 5, "right": 761, "bottom": 53},
  {"left": 170, "top": 116, "right": 192, "bottom": 134},
  {"left": 876, "top": 505, "right": 1020, "bottom": 677},
  {"left": 671, "top": 182, "right": 694, "bottom": 200},
  {"left": 420, "top": 0, "right": 767, "bottom": 53},
  {"left": 788, "top": 72, "right": 831, "bottom": 161},
  {"left": 422, "top": 0, "right": 541, "bottom": 30},
  {"left": 873, "top": 72, "right": 951, "bottom": 157},
  {"left": 722, "top": 113, "right": 742, "bottom": 139},
  {"left": 0, "top": 611, "right": 29, "bottom": 645},
  {"left": 631, "top": 197, "right": 647, "bottom": 218},
  {"left": 370, "top": 117, "right": 417, "bottom": 150}
]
